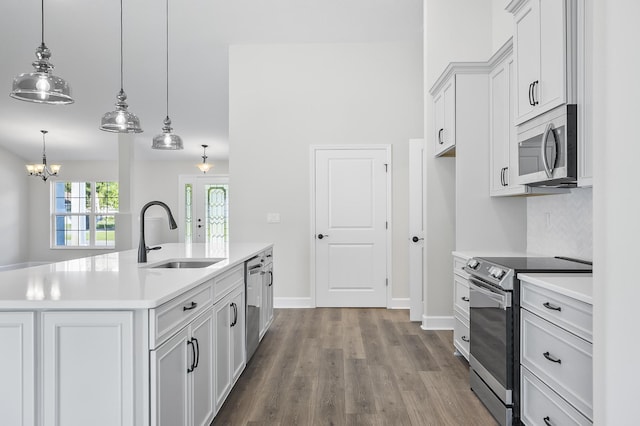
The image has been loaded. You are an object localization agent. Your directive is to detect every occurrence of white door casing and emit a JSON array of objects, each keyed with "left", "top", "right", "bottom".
[
  {"left": 311, "top": 146, "right": 391, "bottom": 308},
  {"left": 409, "top": 139, "right": 425, "bottom": 321}
]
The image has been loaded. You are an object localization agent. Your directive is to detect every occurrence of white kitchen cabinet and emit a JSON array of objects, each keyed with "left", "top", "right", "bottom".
[
  {"left": 520, "top": 275, "right": 593, "bottom": 424},
  {"left": 42, "top": 311, "right": 135, "bottom": 426},
  {"left": 0, "top": 312, "right": 35, "bottom": 426},
  {"left": 452, "top": 253, "right": 471, "bottom": 361},
  {"left": 508, "top": 0, "right": 576, "bottom": 125},
  {"left": 260, "top": 251, "right": 274, "bottom": 340},
  {"left": 151, "top": 309, "right": 214, "bottom": 426},
  {"left": 214, "top": 285, "right": 246, "bottom": 412},
  {"left": 432, "top": 75, "right": 456, "bottom": 157}
]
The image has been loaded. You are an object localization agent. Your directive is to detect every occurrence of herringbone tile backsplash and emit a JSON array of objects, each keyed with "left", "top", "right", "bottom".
[{"left": 527, "top": 187, "right": 593, "bottom": 261}]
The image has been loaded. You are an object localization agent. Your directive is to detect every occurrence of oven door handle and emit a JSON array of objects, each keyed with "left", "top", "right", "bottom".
[{"left": 469, "top": 277, "right": 511, "bottom": 310}]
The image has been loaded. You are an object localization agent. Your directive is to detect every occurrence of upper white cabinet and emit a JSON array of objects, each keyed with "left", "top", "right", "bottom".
[
  {"left": 508, "top": 0, "right": 576, "bottom": 125},
  {"left": 432, "top": 75, "right": 456, "bottom": 157}
]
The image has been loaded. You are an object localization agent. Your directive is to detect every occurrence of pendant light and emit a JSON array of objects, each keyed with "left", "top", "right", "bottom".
[
  {"left": 196, "top": 145, "right": 212, "bottom": 173},
  {"left": 26, "top": 130, "right": 61, "bottom": 181},
  {"left": 152, "top": 0, "right": 183, "bottom": 149},
  {"left": 10, "top": 0, "right": 73, "bottom": 104},
  {"left": 100, "top": 0, "right": 142, "bottom": 133}
]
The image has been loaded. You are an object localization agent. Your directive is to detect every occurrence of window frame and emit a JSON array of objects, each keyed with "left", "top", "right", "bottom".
[{"left": 49, "top": 180, "right": 119, "bottom": 250}]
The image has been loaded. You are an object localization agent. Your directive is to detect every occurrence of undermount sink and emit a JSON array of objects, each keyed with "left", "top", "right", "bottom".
[{"left": 151, "top": 260, "right": 222, "bottom": 269}]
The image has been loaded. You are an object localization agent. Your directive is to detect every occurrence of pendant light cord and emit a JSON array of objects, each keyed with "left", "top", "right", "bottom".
[
  {"left": 120, "top": 0, "right": 124, "bottom": 91},
  {"left": 165, "top": 0, "right": 169, "bottom": 118},
  {"left": 41, "top": 0, "right": 45, "bottom": 44}
]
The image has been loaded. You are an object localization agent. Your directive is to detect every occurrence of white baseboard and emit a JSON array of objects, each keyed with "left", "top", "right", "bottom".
[
  {"left": 388, "top": 298, "right": 410, "bottom": 309},
  {"left": 420, "top": 315, "right": 454, "bottom": 330},
  {"left": 274, "top": 297, "right": 314, "bottom": 309}
]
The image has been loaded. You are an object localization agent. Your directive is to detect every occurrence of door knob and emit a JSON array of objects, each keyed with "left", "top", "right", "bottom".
[
  {"left": 412, "top": 236, "right": 424, "bottom": 243},
  {"left": 317, "top": 234, "right": 329, "bottom": 240}
]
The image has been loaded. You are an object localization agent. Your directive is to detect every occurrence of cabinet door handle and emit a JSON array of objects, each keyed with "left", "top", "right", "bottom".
[
  {"left": 532, "top": 80, "right": 539, "bottom": 105},
  {"left": 230, "top": 302, "right": 238, "bottom": 327},
  {"left": 528, "top": 82, "right": 534, "bottom": 106},
  {"left": 438, "top": 128, "right": 444, "bottom": 144},
  {"left": 192, "top": 337, "right": 200, "bottom": 369},
  {"left": 543, "top": 416, "right": 553, "bottom": 426},
  {"left": 187, "top": 340, "right": 196, "bottom": 373},
  {"left": 543, "top": 351, "right": 562, "bottom": 364},
  {"left": 268, "top": 270, "right": 273, "bottom": 287},
  {"left": 183, "top": 301, "right": 198, "bottom": 311},
  {"left": 543, "top": 302, "right": 562, "bottom": 311},
  {"left": 461, "top": 296, "right": 469, "bottom": 302},
  {"left": 461, "top": 336, "right": 470, "bottom": 343},
  {"left": 503, "top": 167, "right": 508, "bottom": 186}
]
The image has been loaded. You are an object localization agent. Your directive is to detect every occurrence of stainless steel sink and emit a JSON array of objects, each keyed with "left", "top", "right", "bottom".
[{"left": 151, "top": 260, "right": 221, "bottom": 269}]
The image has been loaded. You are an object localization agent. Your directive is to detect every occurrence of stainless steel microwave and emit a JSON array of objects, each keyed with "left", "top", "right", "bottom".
[{"left": 516, "top": 104, "right": 577, "bottom": 187}]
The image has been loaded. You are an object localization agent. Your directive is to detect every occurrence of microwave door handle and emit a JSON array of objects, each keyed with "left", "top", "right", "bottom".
[{"left": 540, "top": 123, "right": 557, "bottom": 178}]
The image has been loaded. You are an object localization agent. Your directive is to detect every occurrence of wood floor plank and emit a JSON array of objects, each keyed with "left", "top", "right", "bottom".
[{"left": 213, "top": 308, "right": 497, "bottom": 426}]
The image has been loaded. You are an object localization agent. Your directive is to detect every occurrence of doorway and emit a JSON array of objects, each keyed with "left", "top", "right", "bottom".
[
  {"left": 310, "top": 146, "right": 391, "bottom": 307},
  {"left": 178, "top": 175, "right": 229, "bottom": 250}
]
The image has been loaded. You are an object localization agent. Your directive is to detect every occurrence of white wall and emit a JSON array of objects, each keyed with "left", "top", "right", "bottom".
[
  {"left": 229, "top": 42, "right": 423, "bottom": 304},
  {"left": 592, "top": 0, "right": 640, "bottom": 424},
  {"left": 423, "top": 0, "right": 493, "bottom": 320},
  {"left": 0, "top": 145, "right": 30, "bottom": 266},
  {"left": 527, "top": 188, "right": 593, "bottom": 260},
  {"left": 491, "top": 0, "right": 513, "bottom": 53}
]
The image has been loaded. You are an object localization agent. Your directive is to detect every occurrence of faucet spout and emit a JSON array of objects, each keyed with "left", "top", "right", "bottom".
[{"left": 138, "top": 201, "right": 178, "bottom": 263}]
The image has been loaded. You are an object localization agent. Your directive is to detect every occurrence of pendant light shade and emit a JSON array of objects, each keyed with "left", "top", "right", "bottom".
[
  {"left": 10, "top": 0, "right": 73, "bottom": 104},
  {"left": 152, "top": 0, "right": 183, "bottom": 150},
  {"left": 196, "top": 144, "right": 212, "bottom": 173},
  {"left": 100, "top": 0, "right": 142, "bottom": 133}
]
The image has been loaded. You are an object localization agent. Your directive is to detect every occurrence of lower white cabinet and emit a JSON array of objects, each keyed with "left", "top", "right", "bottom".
[
  {"left": 214, "top": 285, "right": 246, "bottom": 412},
  {"left": 151, "top": 309, "right": 214, "bottom": 426},
  {"left": 0, "top": 312, "right": 35, "bottom": 426},
  {"left": 260, "top": 258, "right": 274, "bottom": 340},
  {"left": 452, "top": 253, "right": 471, "bottom": 361},
  {"left": 42, "top": 311, "right": 135, "bottom": 426}
]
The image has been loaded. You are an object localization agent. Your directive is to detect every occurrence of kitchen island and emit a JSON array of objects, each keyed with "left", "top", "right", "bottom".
[{"left": 0, "top": 242, "right": 273, "bottom": 426}]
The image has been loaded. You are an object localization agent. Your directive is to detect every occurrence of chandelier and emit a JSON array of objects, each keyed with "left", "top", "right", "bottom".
[{"left": 26, "top": 130, "right": 61, "bottom": 181}]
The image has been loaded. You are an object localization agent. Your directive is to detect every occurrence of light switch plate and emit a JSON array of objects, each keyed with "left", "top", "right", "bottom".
[{"left": 267, "top": 213, "right": 281, "bottom": 223}]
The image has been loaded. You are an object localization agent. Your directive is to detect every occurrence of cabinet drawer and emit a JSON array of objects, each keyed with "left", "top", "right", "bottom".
[
  {"left": 150, "top": 283, "right": 213, "bottom": 348},
  {"left": 521, "top": 310, "right": 592, "bottom": 419},
  {"left": 453, "top": 256, "right": 470, "bottom": 278},
  {"left": 521, "top": 367, "right": 592, "bottom": 425},
  {"left": 453, "top": 315, "right": 470, "bottom": 361},
  {"left": 453, "top": 275, "right": 470, "bottom": 318},
  {"left": 213, "top": 264, "right": 244, "bottom": 303},
  {"left": 521, "top": 281, "right": 592, "bottom": 341}
]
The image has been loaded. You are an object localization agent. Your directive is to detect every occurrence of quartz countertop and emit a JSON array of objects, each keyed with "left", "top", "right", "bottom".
[
  {"left": 0, "top": 243, "right": 272, "bottom": 310},
  {"left": 517, "top": 273, "right": 593, "bottom": 304}
]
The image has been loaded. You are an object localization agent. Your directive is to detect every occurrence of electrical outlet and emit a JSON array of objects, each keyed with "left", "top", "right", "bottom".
[{"left": 267, "top": 213, "right": 281, "bottom": 224}]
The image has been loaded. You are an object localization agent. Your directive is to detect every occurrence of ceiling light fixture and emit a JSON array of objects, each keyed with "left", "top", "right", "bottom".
[
  {"left": 152, "top": 0, "right": 182, "bottom": 150},
  {"left": 100, "top": 0, "right": 142, "bottom": 133},
  {"left": 196, "top": 144, "right": 212, "bottom": 173},
  {"left": 26, "top": 130, "right": 61, "bottom": 181},
  {"left": 10, "top": 0, "right": 73, "bottom": 104}
]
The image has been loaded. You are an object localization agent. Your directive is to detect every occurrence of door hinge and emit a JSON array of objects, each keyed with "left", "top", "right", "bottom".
[
  {"left": 386, "top": 278, "right": 389, "bottom": 287},
  {"left": 384, "top": 163, "right": 388, "bottom": 172}
]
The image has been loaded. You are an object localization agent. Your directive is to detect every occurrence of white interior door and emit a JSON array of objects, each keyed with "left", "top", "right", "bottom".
[
  {"left": 313, "top": 147, "right": 390, "bottom": 307},
  {"left": 409, "top": 139, "right": 425, "bottom": 321}
]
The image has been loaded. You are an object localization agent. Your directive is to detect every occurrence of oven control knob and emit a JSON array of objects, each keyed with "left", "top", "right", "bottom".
[
  {"left": 467, "top": 259, "right": 479, "bottom": 269},
  {"left": 489, "top": 267, "right": 505, "bottom": 279}
]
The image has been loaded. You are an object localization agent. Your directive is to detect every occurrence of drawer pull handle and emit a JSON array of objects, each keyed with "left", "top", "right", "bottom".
[
  {"left": 543, "top": 302, "right": 562, "bottom": 311},
  {"left": 543, "top": 416, "right": 553, "bottom": 426},
  {"left": 461, "top": 336, "right": 469, "bottom": 343},
  {"left": 183, "top": 301, "right": 198, "bottom": 311},
  {"left": 543, "top": 351, "right": 562, "bottom": 364},
  {"left": 461, "top": 297, "right": 469, "bottom": 302}
]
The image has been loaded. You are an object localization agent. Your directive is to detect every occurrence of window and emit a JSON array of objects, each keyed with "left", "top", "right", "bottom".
[{"left": 51, "top": 181, "right": 119, "bottom": 248}]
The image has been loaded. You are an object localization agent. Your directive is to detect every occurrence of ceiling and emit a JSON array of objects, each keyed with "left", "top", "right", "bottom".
[{"left": 0, "top": 0, "right": 422, "bottom": 163}]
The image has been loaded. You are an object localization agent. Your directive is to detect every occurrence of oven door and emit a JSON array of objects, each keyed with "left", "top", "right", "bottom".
[{"left": 469, "top": 277, "right": 513, "bottom": 405}]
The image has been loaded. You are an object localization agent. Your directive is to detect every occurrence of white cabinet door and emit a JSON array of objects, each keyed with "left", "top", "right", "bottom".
[
  {"left": 230, "top": 288, "right": 246, "bottom": 383},
  {"left": 513, "top": 0, "right": 569, "bottom": 125},
  {"left": 191, "top": 310, "right": 215, "bottom": 426},
  {"left": 490, "top": 58, "right": 511, "bottom": 195},
  {"left": 214, "top": 296, "right": 232, "bottom": 410},
  {"left": 42, "top": 311, "right": 134, "bottom": 426},
  {"left": 260, "top": 263, "right": 274, "bottom": 339},
  {"left": 151, "top": 327, "right": 190, "bottom": 426},
  {"left": 434, "top": 76, "right": 456, "bottom": 156},
  {"left": 0, "top": 312, "right": 35, "bottom": 426}
]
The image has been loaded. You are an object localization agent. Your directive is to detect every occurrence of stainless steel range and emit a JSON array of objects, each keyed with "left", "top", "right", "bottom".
[{"left": 464, "top": 256, "right": 592, "bottom": 426}]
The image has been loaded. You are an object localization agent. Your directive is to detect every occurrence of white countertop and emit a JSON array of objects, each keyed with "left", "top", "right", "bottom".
[
  {"left": 517, "top": 273, "right": 593, "bottom": 304},
  {"left": 0, "top": 243, "right": 272, "bottom": 310}
]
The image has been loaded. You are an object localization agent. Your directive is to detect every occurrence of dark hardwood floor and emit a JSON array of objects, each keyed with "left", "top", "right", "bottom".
[{"left": 213, "top": 308, "right": 497, "bottom": 426}]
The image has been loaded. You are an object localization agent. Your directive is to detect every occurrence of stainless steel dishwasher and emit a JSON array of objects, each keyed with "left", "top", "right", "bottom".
[{"left": 245, "top": 255, "right": 262, "bottom": 362}]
